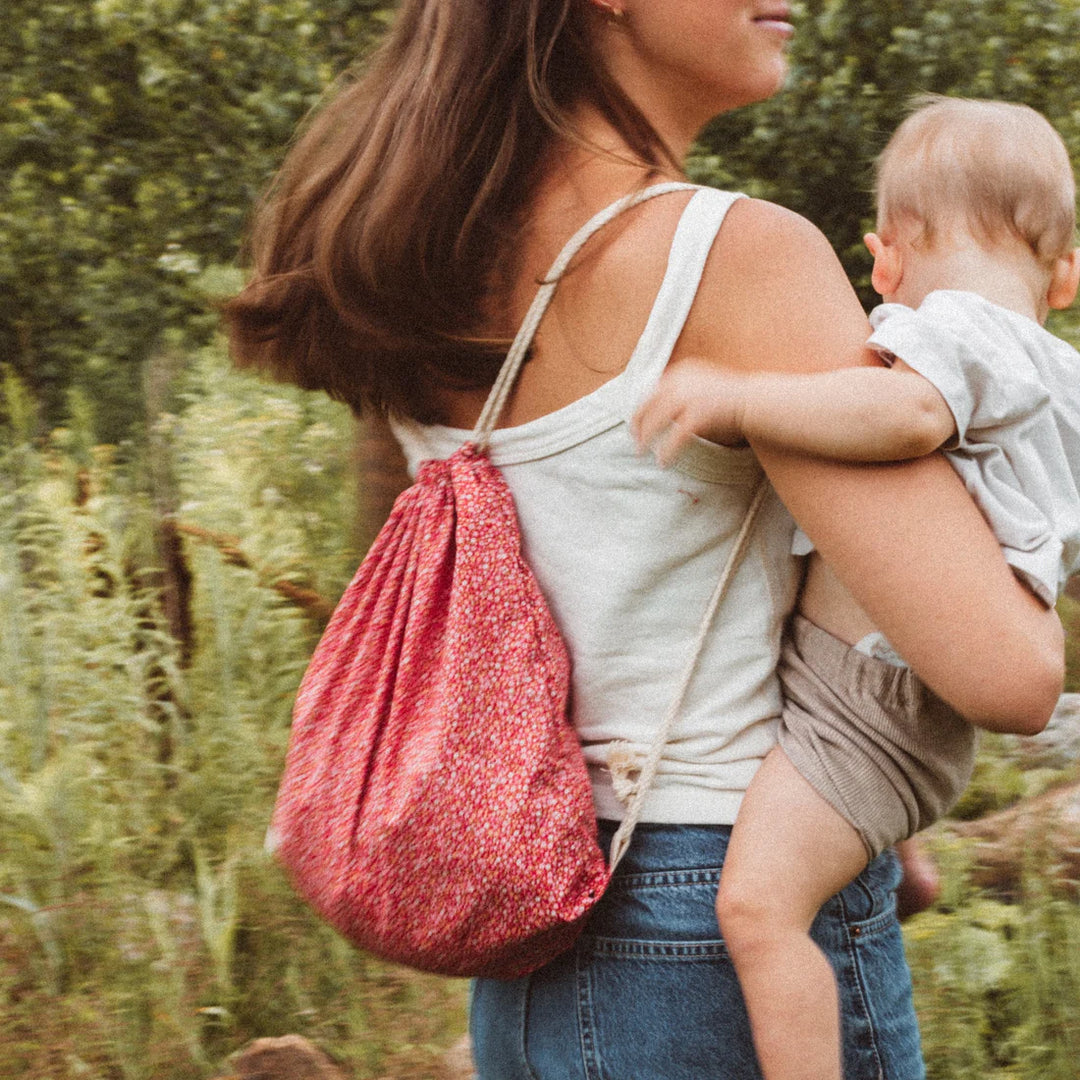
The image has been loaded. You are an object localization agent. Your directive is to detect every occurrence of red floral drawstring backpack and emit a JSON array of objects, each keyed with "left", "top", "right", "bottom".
[{"left": 268, "top": 183, "right": 768, "bottom": 979}]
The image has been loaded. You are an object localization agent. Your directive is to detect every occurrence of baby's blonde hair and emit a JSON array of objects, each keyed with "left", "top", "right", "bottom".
[{"left": 875, "top": 95, "right": 1077, "bottom": 265}]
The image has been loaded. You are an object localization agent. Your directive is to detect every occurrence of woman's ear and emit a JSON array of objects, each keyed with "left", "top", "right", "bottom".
[
  {"left": 864, "top": 233, "right": 903, "bottom": 300},
  {"left": 1047, "top": 248, "right": 1080, "bottom": 311}
]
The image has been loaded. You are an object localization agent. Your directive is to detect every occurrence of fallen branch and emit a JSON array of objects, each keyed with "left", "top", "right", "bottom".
[
  {"left": 176, "top": 522, "right": 337, "bottom": 624},
  {"left": 938, "top": 780, "right": 1080, "bottom": 900}
]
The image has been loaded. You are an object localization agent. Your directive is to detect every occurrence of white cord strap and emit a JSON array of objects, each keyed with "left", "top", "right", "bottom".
[
  {"left": 470, "top": 182, "right": 697, "bottom": 449},
  {"left": 465, "top": 178, "right": 764, "bottom": 874},
  {"left": 607, "top": 479, "right": 771, "bottom": 870}
]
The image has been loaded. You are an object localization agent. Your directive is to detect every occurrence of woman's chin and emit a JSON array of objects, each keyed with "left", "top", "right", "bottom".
[
  {"left": 715, "top": 66, "right": 790, "bottom": 114},
  {"left": 755, "top": 57, "right": 791, "bottom": 103}
]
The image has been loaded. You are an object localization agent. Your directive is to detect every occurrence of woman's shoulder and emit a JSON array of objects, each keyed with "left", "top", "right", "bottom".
[
  {"left": 680, "top": 196, "right": 874, "bottom": 376},
  {"left": 710, "top": 197, "right": 849, "bottom": 290}
]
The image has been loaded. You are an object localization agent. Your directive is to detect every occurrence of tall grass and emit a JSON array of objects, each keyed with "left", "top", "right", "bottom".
[
  {"left": 906, "top": 844, "right": 1080, "bottom": 1079},
  {"left": 0, "top": 349, "right": 466, "bottom": 1079}
]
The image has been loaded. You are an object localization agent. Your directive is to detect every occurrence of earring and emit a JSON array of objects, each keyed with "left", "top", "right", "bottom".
[{"left": 592, "top": 1, "right": 628, "bottom": 24}]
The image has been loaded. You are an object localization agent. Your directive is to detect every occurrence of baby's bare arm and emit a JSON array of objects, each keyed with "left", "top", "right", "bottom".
[
  {"left": 634, "top": 358, "right": 956, "bottom": 464},
  {"left": 739, "top": 360, "right": 955, "bottom": 459}
]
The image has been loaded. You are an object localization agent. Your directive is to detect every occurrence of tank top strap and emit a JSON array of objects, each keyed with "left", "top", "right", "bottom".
[
  {"left": 471, "top": 181, "right": 698, "bottom": 450},
  {"left": 615, "top": 187, "right": 746, "bottom": 422}
]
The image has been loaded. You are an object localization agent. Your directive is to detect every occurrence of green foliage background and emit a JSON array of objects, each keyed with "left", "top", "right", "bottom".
[
  {"left": 5, "top": 0, "right": 1080, "bottom": 440},
  {"left": 3, "top": 1, "right": 1080, "bottom": 1077},
  {"left": 0, "top": 0, "right": 392, "bottom": 441},
  {"left": 0, "top": 354, "right": 466, "bottom": 1078}
]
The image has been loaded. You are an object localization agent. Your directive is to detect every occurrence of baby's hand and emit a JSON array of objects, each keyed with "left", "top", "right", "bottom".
[{"left": 632, "top": 359, "right": 748, "bottom": 466}]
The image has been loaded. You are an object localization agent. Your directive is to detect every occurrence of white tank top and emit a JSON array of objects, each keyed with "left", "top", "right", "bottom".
[{"left": 391, "top": 187, "right": 801, "bottom": 824}]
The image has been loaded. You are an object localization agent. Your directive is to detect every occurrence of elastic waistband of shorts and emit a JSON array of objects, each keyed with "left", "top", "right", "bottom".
[{"left": 785, "top": 612, "right": 910, "bottom": 696}]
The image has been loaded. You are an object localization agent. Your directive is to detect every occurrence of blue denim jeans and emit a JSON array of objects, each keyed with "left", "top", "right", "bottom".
[{"left": 471, "top": 820, "right": 925, "bottom": 1079}]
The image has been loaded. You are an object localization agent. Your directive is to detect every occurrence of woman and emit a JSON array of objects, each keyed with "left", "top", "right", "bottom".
[{"left": 226, "top": 2, "right": 1063, "bottom": 1076}]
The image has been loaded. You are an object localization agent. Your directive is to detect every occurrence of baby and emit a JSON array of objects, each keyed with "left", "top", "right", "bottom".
[{"left": 635, "top": 96, "right": 1080, "bottom": 1080}]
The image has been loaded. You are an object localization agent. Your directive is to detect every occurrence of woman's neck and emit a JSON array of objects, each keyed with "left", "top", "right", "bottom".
[{"left": 534, "top": 106, "right": 686, "bottom": 209}]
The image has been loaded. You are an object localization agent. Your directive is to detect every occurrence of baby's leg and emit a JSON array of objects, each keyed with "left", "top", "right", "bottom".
[{"left": 717, "top": 746, "right": 868, "bottom": 1080}]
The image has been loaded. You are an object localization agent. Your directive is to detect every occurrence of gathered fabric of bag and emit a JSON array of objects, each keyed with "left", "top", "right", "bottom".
[{"left": 269, "top": 182, "right": 768, "bottom": 979}]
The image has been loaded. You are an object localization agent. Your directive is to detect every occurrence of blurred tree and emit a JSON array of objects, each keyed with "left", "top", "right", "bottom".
[
  {"left": 0, "top": 0, "right": 392, "bottom": 442},
  {"left": 691, "top": 0, "right": 1080, "bottom": 305}
]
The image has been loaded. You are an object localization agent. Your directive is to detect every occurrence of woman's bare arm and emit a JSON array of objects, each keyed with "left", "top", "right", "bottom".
[{"left": 682, "top": 199, "right": 1062, "bottom": 733}]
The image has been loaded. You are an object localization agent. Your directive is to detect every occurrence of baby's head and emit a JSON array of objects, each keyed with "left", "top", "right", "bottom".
[{"left": 867, "top": 95, "right": 1079, "bottom": 319}]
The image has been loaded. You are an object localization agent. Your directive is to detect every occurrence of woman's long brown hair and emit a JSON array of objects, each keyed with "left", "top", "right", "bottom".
[{"left": 224, "top": 0, "right": 674, "bottom": 422}]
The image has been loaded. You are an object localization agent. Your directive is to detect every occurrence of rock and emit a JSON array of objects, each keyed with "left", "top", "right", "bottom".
[
  {"left": 998, "top": 693, "right": 1080, "bottom": 770},
  {"left": 225, "top": 1033, "right": 475, "bottom": 1080},
  {"left": 230, "top": 1035, "right": 349, "bottom": 1080},
  {"left": 442, "top": 1034, "right": 475, "bottom": 1080}
]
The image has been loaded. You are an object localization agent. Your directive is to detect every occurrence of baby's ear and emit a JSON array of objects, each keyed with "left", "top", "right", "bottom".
[
  {"left": 864, "top": 233, "right": 902, "bottom": 300},
  {"left": 1047, "top": 247, "right": 1080, "bottom": 311}
]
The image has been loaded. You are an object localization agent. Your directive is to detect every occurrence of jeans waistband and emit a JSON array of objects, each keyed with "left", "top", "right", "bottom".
[{"left": 598, "top": 818, "right": 734, "bottom": 876}]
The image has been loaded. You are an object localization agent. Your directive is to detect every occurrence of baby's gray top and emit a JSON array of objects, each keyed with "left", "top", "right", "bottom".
[{"left": 868, "top": 289, "right": 1080, "bottom": 606}]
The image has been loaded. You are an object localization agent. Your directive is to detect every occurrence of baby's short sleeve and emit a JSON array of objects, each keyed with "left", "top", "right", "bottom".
[
  {"left": 868, "top": 291, "right": 1079, "bottom": 607},
  {"left": 867, "top": 294, "right": 1049, "bottom": 447}
]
